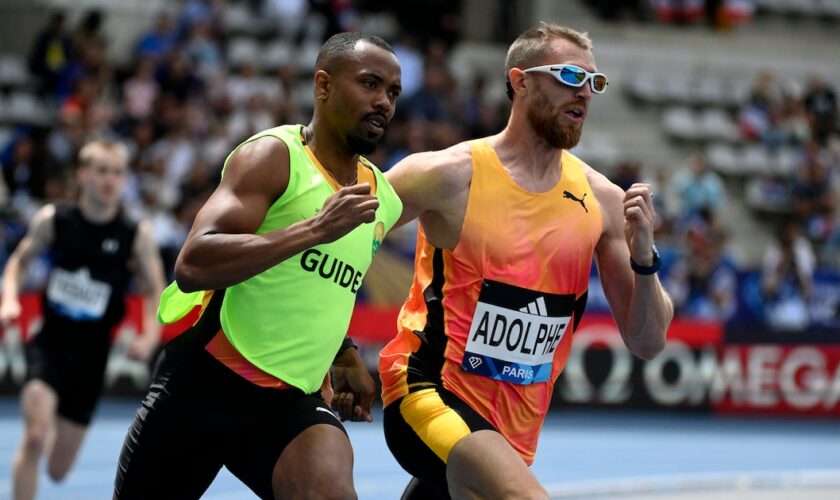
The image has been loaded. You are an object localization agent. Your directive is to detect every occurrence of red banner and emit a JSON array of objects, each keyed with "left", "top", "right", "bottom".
[
  {"left": 3, "top": 296, "right": 837, "bottom": 416},
  {"left": 710, "top": 345, "right": 840, "bottom": 416}
]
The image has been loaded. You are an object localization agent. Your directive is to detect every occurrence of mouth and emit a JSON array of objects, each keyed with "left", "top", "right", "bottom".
[
  {"left": 563, "top": 107, "right": 586, "bottom": 123},
  {"left": 364, "top": 114, "right": 387, "bottom": 135}
]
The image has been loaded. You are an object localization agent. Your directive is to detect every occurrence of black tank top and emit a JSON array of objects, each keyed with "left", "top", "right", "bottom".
[{"left": 42, "top": 204, "right": 138, "bottom": 339}]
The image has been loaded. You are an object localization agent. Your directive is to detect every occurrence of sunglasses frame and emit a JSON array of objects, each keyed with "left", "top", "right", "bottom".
[{"left": 523, "top": 64, "right": 609, "bottom": 94}]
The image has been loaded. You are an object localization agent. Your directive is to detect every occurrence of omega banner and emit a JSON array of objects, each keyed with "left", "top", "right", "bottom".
[
  {"left": 1, "top": 296, "right": 838, "bottom": 415},
  {"left": 552, "top": 315, "right": 840, "bottom": 415}
]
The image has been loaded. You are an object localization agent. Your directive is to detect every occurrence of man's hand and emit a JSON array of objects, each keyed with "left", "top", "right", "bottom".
[
  {"left": 331, "top": 346, "right": 376, "bottom": 422},
  {"left": 315, "top": 183, "right": 380, "bottom": 244},
  {"left": 623, "top": 183, "right": 657, "bottom": 266},
  {"left": 320, "top": 372, "right": 334, "bottom": 407},
  {"left": 0, "top": 299, "right": 21, "bottom": 327}
]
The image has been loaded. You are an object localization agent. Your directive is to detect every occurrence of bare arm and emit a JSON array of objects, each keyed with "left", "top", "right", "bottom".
[
  {"left": 175, "top": 137, "right": 380, "bottom": 292},
  {"left": 127, "top": 220, "right": 167, "bottom": 361},
  {"left": 593, "top": 179, "right": 673, "bottom": 360},
  {"left": 385, "top": 147, "right": 471, "bottom": 248},
  {"left": 0, "top": 205, "right": 55, "bottom": 325}
]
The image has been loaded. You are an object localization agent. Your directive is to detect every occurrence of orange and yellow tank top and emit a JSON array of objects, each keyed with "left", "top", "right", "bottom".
[{"left": 379, "top": 140, "right": 602, "bottom": 464}]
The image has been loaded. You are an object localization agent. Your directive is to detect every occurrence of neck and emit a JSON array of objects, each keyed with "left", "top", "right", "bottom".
[
  {"left": 79, "top": 196, "right": 119, "bottom": 224},
  {"left": 490, "top": 111, "right": 563, "bottom": 185},
  {"left": 303, "top": 119, "right": 360, "bottom": 186}
]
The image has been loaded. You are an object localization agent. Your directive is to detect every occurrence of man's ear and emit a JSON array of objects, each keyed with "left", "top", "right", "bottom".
[
  {"left": 314, "top": 70, "right": 332, "bottom": 101},
  {"left": 508, "top": 68, "right": 527, "bottom": 100}
]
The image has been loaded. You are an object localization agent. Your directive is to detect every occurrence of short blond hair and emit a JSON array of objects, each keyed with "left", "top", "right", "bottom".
[
  {"left": 504, "top": 22, "right": 592, "bottom": 76},
  {"left": 78, "top": 138, "right": 128, "bottom": 169}
]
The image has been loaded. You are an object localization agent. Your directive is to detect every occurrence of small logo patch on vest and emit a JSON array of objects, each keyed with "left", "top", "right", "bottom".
[{"left": 372, "top": 221, "right": 384, "bottom": 256}]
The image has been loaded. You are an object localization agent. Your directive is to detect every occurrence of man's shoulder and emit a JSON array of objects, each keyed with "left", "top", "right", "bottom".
[
  {"left": 575, "top": 156, "right": 620, "bottom": 198},
  {"left": 225, "top": 132, "right": 292, "bottom": 174},
  {"left": 400, "top": 141, "right": 474, "bottom": 177}
]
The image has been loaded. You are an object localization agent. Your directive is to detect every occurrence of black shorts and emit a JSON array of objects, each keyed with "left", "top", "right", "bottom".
[
  {"left": 24, "top": 327, "right": 111, "bottom": 426},
  {"left": 383, "top": 384, "right": 496, "bottom": 499},
  {"left": 114, "top": 316, "right": 346, "bottom": 499}
]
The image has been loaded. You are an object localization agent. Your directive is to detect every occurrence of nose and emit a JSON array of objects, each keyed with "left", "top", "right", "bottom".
[
  {"left": 373, "top": 88, "right": 393, "bottom": 116},
  {"left": 574, "top": 81, "right": 593, "bottom": 102}
]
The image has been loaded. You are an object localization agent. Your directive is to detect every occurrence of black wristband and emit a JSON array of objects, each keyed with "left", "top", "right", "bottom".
[
  {"left": 334, "top": 336, "right": 358, "bottom": 361},
  {"left": 630, "top": 246, "right": 661, "bottom": 275}
]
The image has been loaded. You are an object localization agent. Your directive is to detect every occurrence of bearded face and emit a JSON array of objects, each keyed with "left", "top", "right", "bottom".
[{"left": 525, "top": 84, "right": 584, "bottom": 150}]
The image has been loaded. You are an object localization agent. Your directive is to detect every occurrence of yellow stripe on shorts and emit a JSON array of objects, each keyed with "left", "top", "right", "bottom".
[{"left": 399, "top": 388, "right": 471, "bottom": 463}]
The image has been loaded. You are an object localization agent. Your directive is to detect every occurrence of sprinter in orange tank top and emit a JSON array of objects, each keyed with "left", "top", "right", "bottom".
[{"left": 379, "top": 23, "right": 674, "bottom": 499}]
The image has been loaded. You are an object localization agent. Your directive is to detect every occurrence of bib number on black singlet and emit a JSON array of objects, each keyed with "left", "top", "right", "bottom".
[{"left": 46, "top": 267, "right": 112, "bottom": 321}]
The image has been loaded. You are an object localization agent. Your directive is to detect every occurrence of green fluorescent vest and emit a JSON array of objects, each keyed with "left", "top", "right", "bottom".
[{"left": 160, "top": 125, "right": 402, "bottom": 393}]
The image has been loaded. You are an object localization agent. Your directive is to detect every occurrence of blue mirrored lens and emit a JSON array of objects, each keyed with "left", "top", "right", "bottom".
[{"left": 559, "top": 66, "right": 586, "bottom": 85}]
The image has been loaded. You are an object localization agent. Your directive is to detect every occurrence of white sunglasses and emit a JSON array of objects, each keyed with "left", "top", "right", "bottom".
[{"left": 523, "top": 64, "right": 608, "bottom": 94}]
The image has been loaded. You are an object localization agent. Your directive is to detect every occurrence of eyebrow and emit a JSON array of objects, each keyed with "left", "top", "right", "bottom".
[
  {"left": 359, "top": 71, "right": 384, "bottom": 82},
  {"left": 359, "top": 71, "right": 402, "bottom": 91}
]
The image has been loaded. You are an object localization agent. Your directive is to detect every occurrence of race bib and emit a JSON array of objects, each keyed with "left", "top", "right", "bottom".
[
  {"left": 46, "top": 267, "right": 112, "bottom": 321},
  {"left": 461, "top": 280, "right": 577, "bottom": 385}
]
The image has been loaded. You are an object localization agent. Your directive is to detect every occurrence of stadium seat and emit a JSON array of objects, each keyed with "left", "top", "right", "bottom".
[
  {"left": 0, "top": 54, "right": 29, "bottom": 88},
  {"left": 698, "top": 109, "right": 740, "bottom": 142},
  {"left": 222, "top": 3, "right": 256, "bottom": 35},
  {"left": 662, "top": 76, "right": 692, "bottom": 104},
  {"left": 767, "top": 146, "right": 799, "bottom": 176},
  {"left": 2, "top": 92, "right": 51, "bottom": 125},
  {"left": 662, "top": 107, "right": 700, "bottom": 141},
  {"left": 706, "top": 143, "right": 741, "bottom": 175},
  {"left": 816, "top": 0, "right": 840, "bottom": 18},
  {"left": 740, "top": 144, "right": 771, "bottom": 174},
  {"left": 291, "top": 42, "right": 320, "bottom": 73},
  {"left": 572, "top": 133, "right": 621, "bottom": 168},
  {"left": 625, "top": 72, "right": 663, "bottom": 104},
  {"left": 690, "top": 76, "right": 727, "bottom": 107},
  {"left": 358, "top": 12, "right": 399, "bottom": 40},
  {"left": 0, "top": 126, "right": 12, "bottom": 148},
  {"left": 226, "top": 37, "right": 260, "bottom": 69},
  {"left": 260, "top": 40, "right": 292, "bottom": 72},
  {"left": 785, "top": 0, "right": 819, "bottom": 15}
]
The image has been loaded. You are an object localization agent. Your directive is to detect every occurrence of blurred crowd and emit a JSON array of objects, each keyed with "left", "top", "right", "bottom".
[
  {"left": 1, "top": 0, "right": 838, "bottom": 331},
  {"left": 0, "top": 0, "right": 505, "bottom": 279},
  {"left": 623, "top": 65, "right": 840, "bottom": 328}
]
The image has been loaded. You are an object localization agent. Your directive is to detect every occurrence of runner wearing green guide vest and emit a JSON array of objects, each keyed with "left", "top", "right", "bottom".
[{"left": 114, "top": 32, "right": 403, "bottom": 500}]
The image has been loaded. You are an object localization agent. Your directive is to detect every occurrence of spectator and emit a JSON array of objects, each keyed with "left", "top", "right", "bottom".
[
  {"left": 804, "top": 75, "right": 838, "bottom": 146},
  {"left": 669, "top": 153, "right": 725, "bottom": 221},
  {"left": 780, "top": 93, "right": 812, "bottom": 146},
  {"left": 185, "top": 19, "right": 223, "bottom": 77},
  {"left": 122, "top": 57, "right": 160, "bottom": 121},
  {"left": 610, "top": 160, "right": 642, "bottom": 192},
  {"left": 791, "top": 148, "right": 837, "bottom": 241},
  {"left": 135, "top": 12, "right": 177, "bottom": 62},
  {"left": 664, "top": 208, "right": 737, "bottom": 321},
  {"left": 73, "top": 9, "right": 106, "bottom": 57},
  {"left": 156, "top": 49, "right": 204, "bottom": 104},
  {"left": 404, "top": 63, "right": 456, "bottom": 122},
  {"left": 392, "top": 34, "right": 425, "bottom": 97},
  {"left": 225, "top": 61, "right": 266, "bottom": 109},
  {"left": 27, "top": 12, "right": 73, "bottom": 97},
  {"left": 761, "top": 219, "right": 815, "bottom": 330}
]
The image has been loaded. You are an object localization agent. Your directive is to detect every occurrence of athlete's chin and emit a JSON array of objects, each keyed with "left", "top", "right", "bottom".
[
  {"left": 347, "top": 133, "right": 380, "bottom": 155},
  {"left": 542, "top": 128, "right": 582, "bottom": 150}
]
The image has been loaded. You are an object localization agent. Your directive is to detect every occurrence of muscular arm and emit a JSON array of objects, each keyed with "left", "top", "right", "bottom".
[
  {"left": 592, "top": 178, "right": 673, "bottom": 360},
  {"left": 175, "top": 137, "right": 379, "bottom": 292},
  {"left": 385, "top": 146, "right": 471, "bottom": 249},
  {"left": 128, "top": 220, "right": 166, "bottom": 360},
  {"left": 0, "top": 205, "right": 55, "bottom": 324}
]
